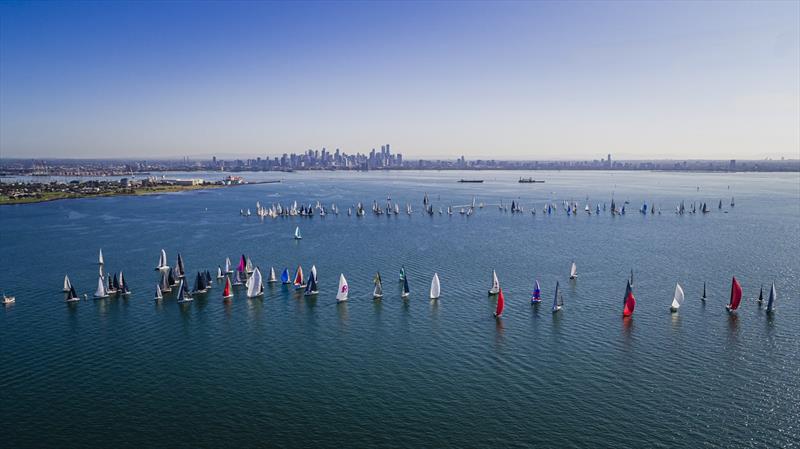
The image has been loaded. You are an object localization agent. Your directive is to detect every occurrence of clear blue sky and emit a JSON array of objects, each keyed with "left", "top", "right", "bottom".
[{"left": 1, "top": 1, "right": 798, "bottom": 160}]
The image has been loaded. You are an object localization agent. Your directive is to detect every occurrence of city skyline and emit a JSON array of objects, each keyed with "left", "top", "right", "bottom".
[{"left": 1, "top": 1, "right": 799, "bottom": 160}]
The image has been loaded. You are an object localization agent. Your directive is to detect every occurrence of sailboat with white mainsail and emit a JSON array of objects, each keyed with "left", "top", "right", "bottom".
[
  {"left": 670, "top": 283, "right": 684, "bottom": 312},
  {"left": 176, "top": 280, "right": 193, "bottom": 304},
  {"left": 63, "top": 275, "right": 72, "bottom": 292},
  {"left": 766, "top": 282, "right": 776, "bottom": 314},
  {"left": 98, "top": 248, "right": 104, "bottom": 266},
  {"left": 154, "top": 284, "right": 163, "bottom": 301},
  {"left": 373, "top": 272, "right": 383, "bottom": 299},
  {"left": 217, "top": 266, "right": 223, "bottom": 279},
  {"left": 488, "top": 270, "right": 500, "bottom": 295},
  {"left": 569, "top": 262, "right": 578, "bottom": 279},
  {"left": 247, "top": 267, "right": 264, "bottom": 298},
  {"left": 94, "top": 275, "right": 109, "bottom": 299},
  {"left": 294, "top": 226, "right": 302, "bottom": 240},
  {"left": 65, "top": 284, "right": 80, "bottom": 303},
  {"left": 155, "top": 249, "right": 169, "bottom": 271},
  {"left": 224, "top": 257, "right": 232, "bottom": 274},
  {"left": 336, "top": 274, "right": 349, "bottom": 302},
  {"left": 268, "top": 267, "right": 277, "bottom": 283},
  {"left": 430, "top": 273, "right": 441, "bottom": 299}
]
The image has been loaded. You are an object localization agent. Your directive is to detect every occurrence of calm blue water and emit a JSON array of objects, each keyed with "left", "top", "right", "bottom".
[{"left": 1, "top": 170, "right": 798, "bottom": 448}]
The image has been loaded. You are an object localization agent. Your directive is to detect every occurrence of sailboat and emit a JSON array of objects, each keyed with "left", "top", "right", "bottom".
[
  {"left": 154, "top": 284, "right": 163, "bottom": 301},
  {"left": 245, "top": 257, "right": 254, "bottom": 274},
  {"left": 63, "top": 275, "right": 72, "bottom": 292},
  {"left": 399, "top": 266, "right": 406, "bottom": 282},
  {"left": 310, "top": 265, "right": 318, "bottom": 283},
  {"left": 494, "top": 288, "right": 505, "bottom": 317},
  {"left": 155, "top": 249, "right": 169, "bottom": 271},
  {"left": 193, "top": 271, "right": 207, "bottom": 294},
  {"left": 205, "top": 270, "right": 213, "bottom": 288},
  {"left": 401, "top": 273, "right": 410, "bottom": 298},
  {"left": 225, "top": 257, "right": 232, "bottom": 274},
  {"left": 232, "top": 270, "right": 243, "bottom": 286},
  {"left": 237, "top": 254, "right": 246, "bottom": 275},
  {"left": 94, "top": 275, "right": 109, "bottom": 299},
  {"left": 293, "top": 266, "right": 305, "bottom": 289},
  {"left": 670, "top": 283, "right": 685, "bottom": 312},
  {"left": 622, "top": 281, "right": 636, "bottom": 317},
  {"left": 222, "top": 275, "right": 234, "bottom": 299},
  {"left": 373, "top": 272, "right": 383, "bottom": 299},
  {"left": 280, "top": 268, "right": 291, "bottom": 284},
  {"left": 766, "top": 282, "right": 776, "bottom": 313},
  {"left": 552, "top": 281, "right": 563, "bottom": 313},
  {"left": 702, "top": 281, "right": 707, "bottom": 301},
  {"left": 118, "top": 271, "right": 131, "bottom": 295},
  {"left": 169, "top": 267, "right": 178, "bottom": 286},
  {"left": 98, "top": 248, "right": 104, "bottom": 266},
  {"left": 247, "top": 267, "right": 264, "bottom": 298},
  {"left": 217, "top": 266, "right": 223, "bottom": 279},
  {"left": 757, "top": 284, "right": 763, "bottom": 304},
  {"left": 268, "top": 267, "right": 277, "bottom": 283},
  {"left": 430, "top": 273, "right": 441, "bottom": 299},
  {"left": 336, "top": 274, "right": 349, "bottom": 302},
  {"left": 488, "top": 270, "right": 500, "bottom": 295},
  {"left": 569, "top": 262, "right": 578, "bottom": 280},
  {"left": 176, "top": 280, "right": 193, "bottom": 304},
  {"left": 65, "top": 284, "right": 80, "bottom": 303},
  {"left": 294, "top": 226, "right": 302, "bottom": 240},
  {"left": 304, "top": 272, "right": 319, "bottom": 296},
  {"left": 725, "top": 276, "right": 742, "bottom": 313},
  {"left": 531, "top": 280, "right": 541, "bottom": 304}
]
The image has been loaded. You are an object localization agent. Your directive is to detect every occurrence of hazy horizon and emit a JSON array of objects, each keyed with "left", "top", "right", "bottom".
[{"left": 1, "top": 1, "right": 798, "bottom": 160}]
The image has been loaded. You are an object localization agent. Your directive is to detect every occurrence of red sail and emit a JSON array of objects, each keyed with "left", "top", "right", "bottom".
[
  {"left": 223, "top": 277, "right": 231, "bottom": 297},
  {"left": 728, "top": 276, "right": 742, "bottom": 311},
  {"left": 495, "top": 288, "right": 505, "bottom": 317},
  {"left": 622, "top": 281, "right": 636, "bottom": 317},
  {"left": 294, "top": 266, "right": 304, "bottom": 286}
]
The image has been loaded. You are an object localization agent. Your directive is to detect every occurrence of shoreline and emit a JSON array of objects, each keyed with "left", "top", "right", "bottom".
[{"left": 0, "top": 181, "right": 278, "bottom": 206}]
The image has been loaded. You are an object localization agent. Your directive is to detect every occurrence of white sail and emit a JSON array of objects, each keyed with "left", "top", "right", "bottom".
[
  {"left": 430, "top": 273, "right": 441, "bottom": 299},
  {"left": 247, "top": 267, "right": 263, "bottom": 297},
  {"left": 569, "top": 262, "right": 577, "bottom": 279},
  {"left": 268, "top": 266, "right": 277, "bottom": 282},
  {"left": 336, "top": 274, "right": 348, "bottom": 302},
  {"left": 63, "top": 275, "right": 72, "bottom": 292},
  {"left": 373, "top": 274, "right": 383, "bottom": 298},
  {"left": 294, "top": 226, "right": 302, "bottom": 239},
  {"left": 217, "top": 266, "right": 222, "bottom": 279},
  {"left": 488, "top": 270, "right": 500, "bottom": 295},
  {"left": 225, "top": 257, "right": 232, "bottom": 273},
  {"left": 98, "top": 248, "right": 104, "bottom": 265},
  {"left": 155, "top": 284, "right": 163, "bottom": 300},
  {"left": 94, "top": 275, "right": 108, "bottom": 298},
  {"left": 311, "top": 265, "right": 317, "bottom": 282},
  {"left": 157, "top": 249, "right": 169, "bottom": 270},
  {"left": 670, "top": 283, "right": 685, "bottom": 311}
]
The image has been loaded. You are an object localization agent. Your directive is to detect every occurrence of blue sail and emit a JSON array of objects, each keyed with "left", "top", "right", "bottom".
[{"left": 281, "top": 268, "right": 290, "bottom": 283}]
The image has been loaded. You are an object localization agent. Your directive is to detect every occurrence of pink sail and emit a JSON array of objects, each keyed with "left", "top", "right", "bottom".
[{"left": 727, "top": 276, "right": 742, "bottom": 311}]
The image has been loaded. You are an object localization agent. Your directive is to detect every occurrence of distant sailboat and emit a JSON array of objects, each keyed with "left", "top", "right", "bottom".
[
  {"left": 304, "top": 272, "right": 319, "bottom": 296},
  {"left": 622, "top": 281, "right": 636, "bottom": 317},
  {"left": 154, "top": 283, "right": 163, "bottom": 301},
  {"left": 757, "top": 284, "right": 763, "bottom": 304},
  {"left": 310, "top": 265, "right": 318, "bottom": 283},
  {"left": 373, "top": 272, "right": 383, "bottom": 299},
  {"left": 247, "top": 267, "right": 264, "bottom": 298},
  {"left": 336, "top": 274, "right": 349, "bottom": 302},
  {"left": 176, "top": 253, "right": 185, "bottom": 278},
  {"left": 217, "top": 266, "right": 223, "bottom": 279},
  {"left": 280, "top": 268, "right": 290, "bottom": 284},
  {"left": 119, "top": 271, "right": 131, "bottom": 295},
  {"left": 63, "top": 275, "right": 72, "bottom": 292},
  {"left": 399, "top": 266, "right": 406, "bottom": 282},
  {"left": 488, "top": 270, "right": 500, "bottom": 295},
  {"left": 94, "top": 275, "right": 109, "bottom": 299},
  {"left": 268, "top": 267, "right": 277, "bottom": 283},
  {"left": 430, "top": 273, "right": 441, "bottom": 299},
  {"left": 552, "top": 281, "right": 563, "bottom": 313},
  {"left": 294, "top": 226, "right": 302, "bottom": 240},
  {"left": 222, "top": 275, "right": 233, "bottom": 299},
  {"left": 494, "top": 288, "right": 505, "bottom": 317},
  {"left": 225, "top": 257, "right": 232, "bottom": 274},
  {"left": 702, "top": 281, "right": 707, "bottom": 301},
  {"left": 66, "top": 284, "right": 80, "bottom": 303},
  {"left": 531, "top": 280, "right": 541, "bottom": 304},
  {"left": 193, "top": 271, "right": 207, "bottom": 294},
  {"left": 401, "top": 273, "right": 410, "bottom": 298},
  {"left": 670, "top": 283, "right": 685, "bottom": 312},
  {"left": 293, "top": 266, "right": 305, "bottom": 289},
  {"left": 155, "top": 249, "right": 169, "bottom": 271},
  {"left": 766, "top": 282, "right": 776, "bottom": 313},
  {"left": 725, "top": 276, "right": 742, "bottom": 312},
  {"left": 569, "top": 262, "right": 578, "bottom": 280},
  {"left": 176, "top": 280, "right": 193, "bottom": 304},
  {"left": 232, "top": 270, "right": 243, "bottom": 286},
  {"left": 205, "top": 270, "right": 213, "bottom": 288}
]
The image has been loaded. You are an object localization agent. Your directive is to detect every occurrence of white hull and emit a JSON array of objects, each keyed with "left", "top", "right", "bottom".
[{"left": 65, "top": 298, "right": 80, "bottom": 303}]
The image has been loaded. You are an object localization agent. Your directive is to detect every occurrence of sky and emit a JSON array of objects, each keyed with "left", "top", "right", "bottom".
[{"left": 1, "top": 0, "right": 798, "bottom": 160}]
